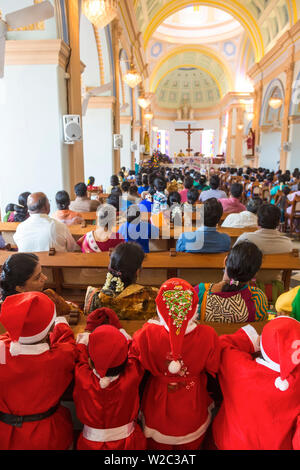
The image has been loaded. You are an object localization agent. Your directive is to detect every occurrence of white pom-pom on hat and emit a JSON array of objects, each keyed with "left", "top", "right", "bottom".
[
  {"left": 99, "top": 376, "right": 111, "bottom": 389},
  {"left": 168, "top": 360, "right": 181, "bottom": 374},
  {"left": 275, "top": 377, "right": 289, "bottom": 392}
]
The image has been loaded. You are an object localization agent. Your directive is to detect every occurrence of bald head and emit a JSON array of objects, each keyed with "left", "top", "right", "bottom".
[{"left": 28, "top": 192, "right": 50, "bottom": 214}]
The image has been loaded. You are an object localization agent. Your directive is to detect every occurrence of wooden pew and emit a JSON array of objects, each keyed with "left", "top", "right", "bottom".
[{"left": 0, "top": 250, "right": 298, "bottom": 294}]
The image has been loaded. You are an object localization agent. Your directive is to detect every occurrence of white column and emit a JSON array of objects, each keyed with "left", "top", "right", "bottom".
[
  {"left": 82, "top": 96, "right": 115, "bottom": 192},
  {"left": 0, "top": 40, "right": 70, "bottom": 215}
]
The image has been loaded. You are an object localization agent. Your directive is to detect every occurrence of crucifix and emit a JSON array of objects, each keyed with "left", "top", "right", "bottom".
[{"left": 175, "top": 124, "right": 204, "bottom": 156}]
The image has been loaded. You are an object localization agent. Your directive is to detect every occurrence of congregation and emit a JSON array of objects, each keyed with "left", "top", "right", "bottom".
[{"left": 0, "top": 164, "right": 300, "bottom": 451}]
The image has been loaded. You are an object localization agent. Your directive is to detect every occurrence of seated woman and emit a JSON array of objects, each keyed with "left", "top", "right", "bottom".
[
  {"left": 84, "top": 242, "right": 158, "bottom": 320},
  {"left": 5, "top": 192, "right": 31, "bottom": 222},
  {"left": 195, "top": 241, "right": 269, "bottom": 323},
  {"left": 0, "top": 252, "right": 81, "bottom": 323},
  {"left": 52, "top": 190, "right": 84, "bottom": 226},
  {"left": 77, "top": 203, "right": 124, "bottom": 253}
]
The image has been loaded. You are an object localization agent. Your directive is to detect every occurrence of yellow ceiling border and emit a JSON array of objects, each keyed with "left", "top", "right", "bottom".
[
  {"left": 142, "top": 0, "right": 264, "bottom": 62},
  {"left": 149, "top": 45, "right": 234, "bottom": 93}
]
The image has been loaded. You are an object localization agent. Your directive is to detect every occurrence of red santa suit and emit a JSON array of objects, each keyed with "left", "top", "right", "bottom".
[
  {"left": 130, "top": 278, "right": 221, "bottom": 450},
  {"left": 212, "top": 317, "right": 300, "bottom": 450},
  {"left": 73, "top": 324, "right": 146, "bottom": 450},
  {"left": 0, "top": 292, "right": 76, "bottom": 450}
]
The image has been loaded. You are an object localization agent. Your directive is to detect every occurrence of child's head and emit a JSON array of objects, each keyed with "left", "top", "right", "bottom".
[
  {"left": 5, "top": 203, "right": 15, "bottom": 213},
  {"left": 223, "top": 241, "right": 263, "bottom": 292},
  {"left": 121, "top": 181, "right": 130, "bottom": 193},
  {"left": 187, "top": 189, "right": 199, "bottom": 205},
  {"left": 168, "top": 191, "right": 181, "bottom": 207},
  {"left": 88, "top": 325, "right": 128, "bottom": 387},
  {"left": 0, "top": 292, "right": 56, "bottom": 353},
  {"left": 154, "top": 177, "right": 166, "bottom": 193},
  {"left": 103, "top": 242, "right": 145, "bottom": 293}
]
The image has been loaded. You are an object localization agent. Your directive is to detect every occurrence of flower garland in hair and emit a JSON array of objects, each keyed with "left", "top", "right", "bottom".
[{"left": 103, "top": 272, "right": 124, "bottom": 294}]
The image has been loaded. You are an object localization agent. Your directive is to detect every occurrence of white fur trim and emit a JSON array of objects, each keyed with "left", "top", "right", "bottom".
[
  {"left": 9, "top": 342, "right": 50, "bottom": 357},
  {"left": 119, "top": 328, "right": 132, "bottom": 341},
  {"left": 275, "top": 377, "right": 289, "bottom": 391},
  {"left": 55, "top": 316, "right": 69, "bottom": 326},
  {"left": 83, "top": 421, "right": 135, "bottom": 442},
  {"left": 142, "top": 403, "right": 214, "bottom": 445},
  {"left": 241, "top": 325, "right": 260, "bottom": 353},
  {"left": 260, "top": 339, "right": 281, "bottom": 372},
  {"left": 76, "top": 332, "right": 90, "bottom": 345},
  {"left": 18, "top": 309, "right": 56, "bottom": 345}
]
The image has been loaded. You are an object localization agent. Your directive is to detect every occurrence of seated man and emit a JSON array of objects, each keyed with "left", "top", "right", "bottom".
[
  {"left": 222, "top": 197, "right": 262, "bottom": 228},
  {"left": 176, "top": 198, "right": 231, "bottom": 253},
  {"left": 234, "top": 203, "right": 293, "bottom": 286},
  {"left": 234, "top": 203, "right": 293, "bottom": 254},
  {"left": 199, "top": 175, "right": 227, "bottom": 202},
  {"left": 69, "top": 182, "right": 100, "bottom": 212},
  {"left": 14, "top": 192, "right": 79, "bottom": 252},
  {"left": 219, "top": 183, "right": 246, "bottom": 215}
]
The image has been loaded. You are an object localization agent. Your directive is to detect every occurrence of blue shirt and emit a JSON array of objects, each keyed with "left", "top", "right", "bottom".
[
  {"left": 176, "top": 226, "right": 231, "bottom": 253},
  {"left": 118, "top": 221, "right": 160, "bottom": 253}
]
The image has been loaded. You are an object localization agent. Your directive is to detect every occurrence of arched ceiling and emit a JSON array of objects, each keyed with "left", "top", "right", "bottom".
[
  {"left": 155, "top": 67, "right": 221, "bottom": 109},
  {"left": 150, "top": 46, "right": 232, "bottom": 95},
  {"left": 134, "top": 0, "right": 299, "bottom": 61}
]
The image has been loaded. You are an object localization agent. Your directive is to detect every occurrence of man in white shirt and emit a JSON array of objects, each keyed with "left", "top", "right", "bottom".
[
  {"left": 14, "top": 192, "right": 79, "bottom": 253},
  {"left": 234, "top": 203, "right": 293, "bottom": 283},
  {"left": 222, "top": 197, "right": 262, "bottom": 228}
]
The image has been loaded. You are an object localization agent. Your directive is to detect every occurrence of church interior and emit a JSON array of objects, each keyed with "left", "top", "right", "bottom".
[{"left": 0, "top": 0, "right": 300, "bottom": 452}]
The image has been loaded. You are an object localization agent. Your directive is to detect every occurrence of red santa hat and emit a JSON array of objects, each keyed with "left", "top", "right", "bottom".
[
  {"left": 0, "top": 292, "right": 56, "bottom": 356},
  {"left": 88, "top": 325, "right": 128, "bottom": 389},
  {"left": 260, "top": 316, "right": 300, "bottom": 391},
  {"left": 156, "top": 278, "right": 199, "bottom": 374}
]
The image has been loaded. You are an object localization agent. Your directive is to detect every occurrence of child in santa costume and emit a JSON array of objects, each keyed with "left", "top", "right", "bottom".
[
  {"left": 0, "top": 291, "right": 77, "bottom": 450},
  {"left": 130, "top": 278, "right": 221, "bottom": 450},
  {"left": 73, "top": 323, "right": 146, "bottom": 450},
  {"left": 212, "top": 317, "right": 300, "bottom": 449}
]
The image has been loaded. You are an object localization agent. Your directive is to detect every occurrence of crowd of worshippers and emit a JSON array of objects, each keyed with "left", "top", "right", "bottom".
[
  {"left": 2, "top": 165, "right": 299, "bottom": 255},
  {"left": 0, "top": 247, "right": 299, "bottom": 450},
  {"left": 0, "top": 166, "right": 299, "bottom": 450}
]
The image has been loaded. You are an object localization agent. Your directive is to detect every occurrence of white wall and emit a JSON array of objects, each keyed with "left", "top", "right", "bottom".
[
  {"left": 82, "top": 107, "right": 113, "bottom": 192},
  {"left": 288, "top": 123, "right": 300, "bottom": 171},
  {"left": 120, "top": 122, "right": 132, "bottom": 171},
  {"left": 259, "top": 131, "right": 281, "bottom": 170},
  {"left": 0, "top": 63, "right": 69, "bottom": 216},
  {"left": 154, "top": 118, "right": 220, "bottom": 158}
]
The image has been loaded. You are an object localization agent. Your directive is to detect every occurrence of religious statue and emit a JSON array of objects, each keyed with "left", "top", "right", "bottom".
[
  {"left": 246, "top": 128, "right": 255, "bottom": 156},
  {"left": 144, "top": 131, "right": 150, "bottom": 154},
  {"left": 177, "top": 102, "right": 193, "bottom": 121}
]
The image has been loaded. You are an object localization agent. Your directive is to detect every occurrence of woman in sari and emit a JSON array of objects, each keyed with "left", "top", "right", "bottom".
[
  {"left": 195, "top": 241, "right": 269, "bottom": 324},
  {"left": 77, "top": 204, "right": 124, "bottom": 253},
  {"left": 84, "top": 242, "right": 158, "bottom": 321}
]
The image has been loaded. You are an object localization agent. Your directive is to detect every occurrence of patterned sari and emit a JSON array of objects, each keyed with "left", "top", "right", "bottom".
[
  {"left": 77, "top": 230, "right": 123, "bottom": 253},
  {"left": 195, "top": 283, "right": 269, "bottom": 323}
]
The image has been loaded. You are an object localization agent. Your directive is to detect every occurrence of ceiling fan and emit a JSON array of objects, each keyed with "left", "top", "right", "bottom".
[
  {"left": 0, "top": 1, "right": 55, "bottom": 78},
  {"left": 82, "top": 82, "right": 113, "bottom": 116}
]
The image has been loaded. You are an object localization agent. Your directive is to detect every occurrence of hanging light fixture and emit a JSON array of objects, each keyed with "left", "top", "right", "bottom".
[
  {"left": 269, "top": 94, "right": 283, "bottom": 110},
  {"left": 82, "top": 0, "right": 118, "bottom": 28},
  {"left": 123, "top": 55, "right": 142, "bottom": 89},
  {"left": 144, "top": 109, "right": 154, "bottom": 120},
  {"left": 138, "top": 94, "right": 151, "bottom": 109}
]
